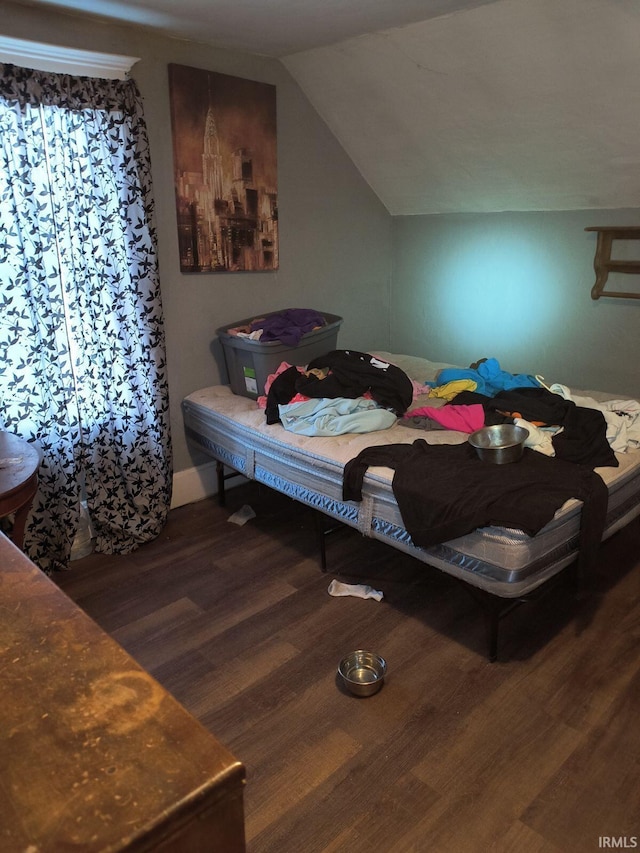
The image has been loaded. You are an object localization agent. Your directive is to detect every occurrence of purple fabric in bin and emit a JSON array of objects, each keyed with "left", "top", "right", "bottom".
[{"left": 250, "top": 309, "right": 327, "bottom": 346}]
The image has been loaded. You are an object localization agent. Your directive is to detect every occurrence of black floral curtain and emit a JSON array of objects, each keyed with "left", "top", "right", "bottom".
[{"left": 0, "top": 64, "right": 172, "bottom": 573}]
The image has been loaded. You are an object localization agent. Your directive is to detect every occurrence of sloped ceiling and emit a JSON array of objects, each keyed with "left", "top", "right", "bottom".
[
  {"left": 8, "top": 0, "right": 640, "bottom": 214},
  {"left": 284, "top": 0, "right": 640, "bottom": 214}
]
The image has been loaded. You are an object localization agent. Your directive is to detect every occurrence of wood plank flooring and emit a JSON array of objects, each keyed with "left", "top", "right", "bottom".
[{"left": 54, "top": 482, "right": 640, "bottom": 853}]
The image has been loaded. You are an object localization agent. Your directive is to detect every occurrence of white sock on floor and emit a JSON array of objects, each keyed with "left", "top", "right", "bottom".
[
  {"left": 327, "top": 579, "right": 384, "bottom": 601},
  {"left": 227, "top": 504, "right": 256, "bottom": 525}
]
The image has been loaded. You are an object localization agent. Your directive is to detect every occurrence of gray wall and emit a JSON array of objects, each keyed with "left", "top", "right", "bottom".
[
  {"left": 392, "top": 209, "right": 640, "bottom": 398},
  {"left": 1, "top": 2, "right": 392, "bottom": 473}
]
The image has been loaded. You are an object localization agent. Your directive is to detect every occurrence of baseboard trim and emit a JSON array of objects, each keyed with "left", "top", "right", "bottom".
[{"left": 171, "top": 462, "right": 247, "bottom": 509}]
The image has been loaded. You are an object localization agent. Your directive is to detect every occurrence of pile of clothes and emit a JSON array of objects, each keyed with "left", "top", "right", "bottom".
[
  {"left": 261, "top": 350, "right": 414, "bottom": 436},
  {"left": 225, "top": 308, "right": 327, "bottom": 347}
]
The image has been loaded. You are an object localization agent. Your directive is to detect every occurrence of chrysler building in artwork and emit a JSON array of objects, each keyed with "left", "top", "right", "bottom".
[
  {"left": 169, "top": 64, "right": 278, "bottom": 273},
  {"left": 203, "top": 107, "right": 224, "bottom": 202}
]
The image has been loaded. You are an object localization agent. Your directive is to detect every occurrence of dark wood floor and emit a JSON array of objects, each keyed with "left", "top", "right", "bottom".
[{"left": 55, "top": 482, "right": 640, "bottom": 853}]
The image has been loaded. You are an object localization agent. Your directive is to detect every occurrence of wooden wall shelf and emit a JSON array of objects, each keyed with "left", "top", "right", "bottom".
[{"left": 585, "top": 226, "right": 640, "bottom": 300}]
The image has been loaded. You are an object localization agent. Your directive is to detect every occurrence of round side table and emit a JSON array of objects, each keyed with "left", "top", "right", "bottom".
[{"left": 0, "top": 432, "right": 40, "bottom": 550}]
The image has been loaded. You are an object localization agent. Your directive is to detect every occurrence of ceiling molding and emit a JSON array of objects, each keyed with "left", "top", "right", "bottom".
[{"left": 0, "top": 35, "right": 139, "bottom": 79}]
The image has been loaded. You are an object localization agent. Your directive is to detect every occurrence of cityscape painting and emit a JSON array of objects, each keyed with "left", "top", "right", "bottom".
[{"left": 168, "top": 64, "right": 278, "bottom": 273}]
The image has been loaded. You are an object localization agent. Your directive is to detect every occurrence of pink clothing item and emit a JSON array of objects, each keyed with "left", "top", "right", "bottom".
[
  {"left": 403, "top": 404, "right": 485, "bottom": 433},
  {"left": 257, "top": 361, "right": 296, "bottom": 408},
  {"left": 257, "top": 361, "right": 313, "bottom": 408},
  {"left": 411, "top": 379, "right": 428, "bottom": 399}
]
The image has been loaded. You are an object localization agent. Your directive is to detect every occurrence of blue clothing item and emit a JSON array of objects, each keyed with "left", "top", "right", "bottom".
[
  {"left": 278, "top": 397, "right": 397, "bottom": 436},
  {"left": 435, "top": 358, "right": 541, "bottom": 397}
]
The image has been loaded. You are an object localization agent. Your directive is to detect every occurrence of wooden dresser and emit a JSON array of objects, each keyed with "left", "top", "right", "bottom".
[{"left": 0, "top": 533, "right": 246, "bottom": 852}]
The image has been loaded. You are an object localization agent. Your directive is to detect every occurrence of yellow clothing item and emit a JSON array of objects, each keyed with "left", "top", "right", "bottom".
[{"left": 428, "top": 379, "right": 478, "bottom": 401}]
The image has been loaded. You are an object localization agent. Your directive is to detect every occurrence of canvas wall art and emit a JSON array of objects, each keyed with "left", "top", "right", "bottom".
[{"left": 168, "top": 64, "right": 278, "bottom": 273}]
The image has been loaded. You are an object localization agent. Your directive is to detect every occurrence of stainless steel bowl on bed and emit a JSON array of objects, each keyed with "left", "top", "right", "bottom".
[{"left": 468, "top": 424, "right": 529, "bottom": 464}]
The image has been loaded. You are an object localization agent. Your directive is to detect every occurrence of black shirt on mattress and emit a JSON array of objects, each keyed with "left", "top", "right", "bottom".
[
  {"left": 303, "top": 350, "right": 413, "bottom": 416},
  {"left": 452, "top": 387, "right": 618, "bottom": 469},
  {"left": 343, "top": 440, "right": 609, "bottom": 582},
  {"left": 265, "top": 350, "right": 414, "bottom": 424}
]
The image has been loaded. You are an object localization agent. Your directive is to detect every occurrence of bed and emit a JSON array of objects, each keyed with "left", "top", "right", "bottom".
[{"left": 182, "top": 352, "right": 640, "bottom": 660}]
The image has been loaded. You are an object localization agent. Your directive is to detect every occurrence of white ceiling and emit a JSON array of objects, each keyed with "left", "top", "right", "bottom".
[
  {"left": 10, "top": 0, "right": 640, "bottom": 215},
  {"left": 9, "top": 0, "right": 500, "bottom": 57}
]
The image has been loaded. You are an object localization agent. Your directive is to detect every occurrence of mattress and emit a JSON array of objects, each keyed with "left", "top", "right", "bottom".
[{"left": 182, "top": 353, "right": 640, "bottom": 599}]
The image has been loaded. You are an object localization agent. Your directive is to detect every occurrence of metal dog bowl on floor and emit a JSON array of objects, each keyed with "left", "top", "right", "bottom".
[
  {"left": 468, "top": 424, "right": 529, "bottom": 464},
  {"left": 337, "top": 650, "right": 387, "bottom": 697}
]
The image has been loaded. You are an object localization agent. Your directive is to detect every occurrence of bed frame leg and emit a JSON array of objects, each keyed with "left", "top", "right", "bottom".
[
  {"left": 216, "top": 460, "right": 226, "bottom": 507},
  {"left": 487, "top": 609, "right": 500, "bottom": 663},
  {"left": 314, "top": 511, "right": 328, "bottom": 572},
  {"left": 458, "top": 583, "right": 522, "bottom": 662}
]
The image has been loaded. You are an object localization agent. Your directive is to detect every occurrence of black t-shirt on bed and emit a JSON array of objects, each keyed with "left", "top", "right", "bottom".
[
  {"left": 265, "top": 350, "right": 414, "bottom": 424},
  {"left": 343, "top": 439, "right": 608, "bottom": 583}
]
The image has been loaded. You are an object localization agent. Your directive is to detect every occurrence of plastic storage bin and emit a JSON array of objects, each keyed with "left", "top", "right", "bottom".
[{"left": 217, "top": 310, "right": 343, "bottom": 399}]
